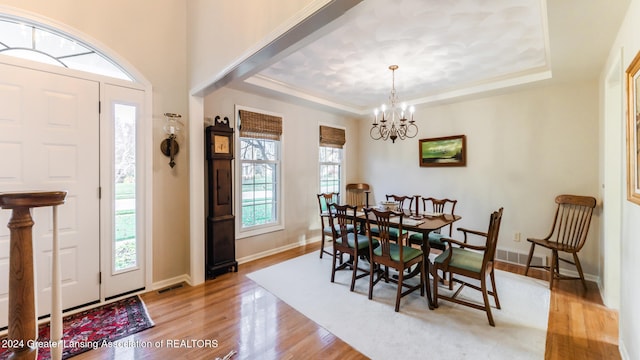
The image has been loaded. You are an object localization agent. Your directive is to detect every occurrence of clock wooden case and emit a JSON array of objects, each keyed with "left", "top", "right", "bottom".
[{"left": 205, "top": 118, "right": 237, "bottom": 278}]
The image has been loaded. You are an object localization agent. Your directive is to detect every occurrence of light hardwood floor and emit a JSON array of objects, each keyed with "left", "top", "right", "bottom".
[{"left": 74, "top": 242, "right": 619, "bottom": 360}]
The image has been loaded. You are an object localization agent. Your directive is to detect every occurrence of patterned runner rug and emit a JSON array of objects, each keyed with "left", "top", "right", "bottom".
[{"left": 0, "top": 295, "right": 154, "bottom": 359}]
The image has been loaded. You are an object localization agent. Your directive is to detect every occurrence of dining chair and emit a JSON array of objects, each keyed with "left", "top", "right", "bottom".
[
  {"left": 327, "top": 203, "right": 378, "bottom": 291},
  {"left": 367, "top": 194, "right": 413, "bottom": 244},
  {"left": 346, "top": 183, "right": 370, "bottom": 210},
  {"left": 409, "top": 197, "right": 458, "bottom": 287},
  {"left": 364, "top": 208, "right": 426, "bottom": 312},
  {"left": 524, "top": 194, "right": 596, "bottom": 290},
  {"left": 317, "top": 192, "right": 353, "bottom": 258},
  {"left": 432, "top": 207, "right": 504, "bottom": 326},
  {"left": 409, "top": 197, "right": 458, "bottom": 250}
]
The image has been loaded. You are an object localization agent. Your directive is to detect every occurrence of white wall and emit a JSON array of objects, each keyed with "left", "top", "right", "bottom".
[
  {"left": 0, "top": 0, "right": 191, "bottom": 283},
  {"left": 602, "top": 0, "right": 640, "bottom": 358},
  {"left": 204, "top": 87, "right": 360, "bottom": 259},
  {"left": 359, "top": 82, "right": 602, "bottom": 274}
]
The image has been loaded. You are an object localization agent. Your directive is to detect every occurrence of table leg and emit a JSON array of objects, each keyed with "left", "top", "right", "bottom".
[{"left": 420, "top": 230, "right": 434, "bottom": 309}]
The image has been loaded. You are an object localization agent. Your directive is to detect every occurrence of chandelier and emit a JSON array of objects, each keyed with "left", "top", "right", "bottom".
[{"left": 370, "top": 65, "right": 418, "bottom": 143}]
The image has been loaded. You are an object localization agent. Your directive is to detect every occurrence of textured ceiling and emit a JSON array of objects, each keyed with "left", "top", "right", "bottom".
[{"left": 221, "top": 0, "right": 629, "bottom": 116}]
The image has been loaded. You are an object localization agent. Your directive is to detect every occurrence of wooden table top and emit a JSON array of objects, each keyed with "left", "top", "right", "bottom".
[{"left": 0, "top": 191, "right": 67, "bottom": 209}]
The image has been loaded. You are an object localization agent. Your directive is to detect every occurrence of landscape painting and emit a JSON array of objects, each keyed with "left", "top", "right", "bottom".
[{"left": 419, "top": 135, "right": 466, "bottom": 167}]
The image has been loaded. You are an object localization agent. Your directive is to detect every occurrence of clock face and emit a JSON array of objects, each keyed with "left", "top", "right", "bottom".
[{"left": 214, "top": 135, "right": 230, "bottom": 154}]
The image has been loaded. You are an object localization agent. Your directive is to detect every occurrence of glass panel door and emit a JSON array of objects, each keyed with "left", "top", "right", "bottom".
[{"left": 114, "top": 104, "right": 137, "bottom": 272}]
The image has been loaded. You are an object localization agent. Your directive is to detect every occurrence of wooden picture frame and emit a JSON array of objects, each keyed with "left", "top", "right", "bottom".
[
  {"left": 419, "top": 135, "right": 466, "bottom": 167},
  {"left": 626, "top": 51, "right": 640, "bottom": 205}
]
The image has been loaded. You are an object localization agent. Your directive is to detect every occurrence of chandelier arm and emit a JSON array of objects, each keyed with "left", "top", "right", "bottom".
[
  {"left": 370, "top": 126, "right": 383, "bottom": 140},
  {"left": 405, "top": 123, "right": 418, "bottom": 138}
]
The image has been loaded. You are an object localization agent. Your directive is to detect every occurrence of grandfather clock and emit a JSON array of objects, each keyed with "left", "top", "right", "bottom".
[{"left": 205, "top": 116, "right": 237, "bottom": 278}]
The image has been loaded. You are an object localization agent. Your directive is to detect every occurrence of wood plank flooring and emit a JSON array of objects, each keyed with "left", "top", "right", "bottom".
[{"left": 72, "top": 243, "right": 619, "bottom": 360}]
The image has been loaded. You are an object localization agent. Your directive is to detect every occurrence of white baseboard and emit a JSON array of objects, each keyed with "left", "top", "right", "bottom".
[
  {"left": 151, "top": 236, "right": 322, "bottom": 289},
  {"left": 619, "top": 339, "right": 629, "bottom": 360},
  {"left": 152, "top": 274, "right": 192, "bottom": 289},
  {"left": 237, "top": 236, "right": 321, "bottom": 265}
]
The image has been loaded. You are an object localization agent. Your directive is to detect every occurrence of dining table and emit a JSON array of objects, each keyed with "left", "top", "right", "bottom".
[{"left": 355, "top": 209, "right": 462, "bottom": 309}]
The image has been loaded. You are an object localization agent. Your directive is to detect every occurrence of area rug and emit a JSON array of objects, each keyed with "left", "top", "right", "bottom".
[
  {"left": 247, "top": 252, "right": 550, "bottom": 360},
  {"left": 0, "top": 295, "right": 154, "bottom": 360}
]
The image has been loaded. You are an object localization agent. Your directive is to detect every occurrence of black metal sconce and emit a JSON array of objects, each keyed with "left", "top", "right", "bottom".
[{"left": 160, "top": 113, "right": 182, "bottom": 168}]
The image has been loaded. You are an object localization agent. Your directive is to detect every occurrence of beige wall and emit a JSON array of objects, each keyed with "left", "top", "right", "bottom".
[
  {"left": 187, "top": 0, "right": 330, "bottom": 91},
  {"left": 0, "top": 0, "right": 191, "bottom": 283},
  {"left": 360, "top": 81, "right": 601, "bottom": 274},
  {"left": 603, "top": 0, "right": 640, "bottom": 358},
  {"left": 204, "top": 87, "right": 360, "bottom": 259}
]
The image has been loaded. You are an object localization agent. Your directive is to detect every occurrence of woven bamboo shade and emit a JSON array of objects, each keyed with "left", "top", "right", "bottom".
[
  {"left": 319, "top": 125, "right": 346, "bottom": 148},
  {"left": 239, "top": 110, "right": 282, "bottom": 140}
]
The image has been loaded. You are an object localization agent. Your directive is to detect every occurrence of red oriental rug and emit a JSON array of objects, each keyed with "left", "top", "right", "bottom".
[{"left": 0, "top": 295, "right": 154, "bottom": 359}]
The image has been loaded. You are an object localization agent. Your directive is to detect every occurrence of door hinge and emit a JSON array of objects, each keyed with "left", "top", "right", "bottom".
[
  {"left": 99, "top": 272, "right": 102, "bottom": 284},
  {"left": 98, "top": 187, "right": 101, "bottom": 199},
  {"left": 98, "top": 101, "right": 101, "bottom": 114}
]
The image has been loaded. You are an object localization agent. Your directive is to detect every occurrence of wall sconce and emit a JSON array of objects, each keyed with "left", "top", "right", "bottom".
[{"left": 160, "top": 112, "right": 182, "bottom": 168}]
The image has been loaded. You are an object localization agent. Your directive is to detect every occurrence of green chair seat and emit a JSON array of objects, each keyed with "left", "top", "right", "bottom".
[
  {"left": 369, "top": 225, "right": 408, "bottom": 239},
  {"left": 324, "top": 223, "right": 355, "bottom": 235},
  {"left": 408, "top": 232, "right": 445, "bottom": 247},
  {"left": 373, "top": 243, "right": 423, "bottom": 262},
  {"left": 336, "top": 233, "right": 379, "bottom": 250},
  {"left": 434, "top": 247, "right": 483, "bottom": 273}
]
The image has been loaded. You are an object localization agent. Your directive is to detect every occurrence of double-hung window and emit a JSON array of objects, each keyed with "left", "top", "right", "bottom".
[
  {"left": 237, "top": 108, "right": 283, "bottom": 236},
  {"left": 319, "top": 125, "right": 345, "bottom": 202}
]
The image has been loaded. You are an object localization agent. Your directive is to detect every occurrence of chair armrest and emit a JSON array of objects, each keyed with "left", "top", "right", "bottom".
[
  {"left": 457, "top": 227, "right": 487, "bottom": 237},
  {"left": 441, "top": 237, "right": 487, "bottom": 251},
  {"left": 456, "top": 227, "right": 487, "bottom": 243}
]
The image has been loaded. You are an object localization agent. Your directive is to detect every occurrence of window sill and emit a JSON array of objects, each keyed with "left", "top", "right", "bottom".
[{"left": 237, "top": 223, "right": 284, "bottom": 239}]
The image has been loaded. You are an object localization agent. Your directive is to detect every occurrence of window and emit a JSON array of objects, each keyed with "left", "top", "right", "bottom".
[
  {"left": 237, "top": 108, "right": 283, "bottom": 235},
  {"left": 319, "top": 125, "right": 346, "bottom": 200},
  {"left": 240, "top": 138, "right": 279, "bottom": 228},
  {"left": 319, "top": 146, "right": 342, "bottom": 194},
  {"left": 113, "top": 103, "right": 137, "bottom": 272},
  {"left": 0, "top": 17, "right": 132, "bottom": 81}
]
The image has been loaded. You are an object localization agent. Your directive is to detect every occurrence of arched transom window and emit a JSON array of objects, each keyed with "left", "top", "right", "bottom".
[{"left": 0, "top": 17, "right": 132, "bottom": 81}]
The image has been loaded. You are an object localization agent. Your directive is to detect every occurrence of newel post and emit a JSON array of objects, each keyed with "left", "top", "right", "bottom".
[{"left": 0, "top": 191, "right": 66, "bottom": 360}]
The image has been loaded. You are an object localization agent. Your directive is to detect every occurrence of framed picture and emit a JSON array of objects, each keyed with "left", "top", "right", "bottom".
[
  {"left": 626, "top": 51, "right": 640, "bottom": 205},
  {"left": 419, "top": 135, "right": 466, "bottom": 167}
]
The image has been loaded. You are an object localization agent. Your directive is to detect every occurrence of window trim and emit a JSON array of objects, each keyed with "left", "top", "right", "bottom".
[{"left": 235, "top": 105, "right": 285, "bottom": 239}]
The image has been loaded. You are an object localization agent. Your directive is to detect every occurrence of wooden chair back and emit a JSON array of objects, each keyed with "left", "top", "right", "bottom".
[
  {"left": 346, "top": 183, "right": 370, "bottom": 209},
  {"left": 546, "top": 194, "right": 596, "bottom": 252},
  {"left": 316, "top": 192, "right": 340, "bottom": 258},
  {"left": 317, "top": 192, "right": 339, "bottom": 214},
  {"left": 422, "top": 197, "right": 457, "bottom": 235},
  {"left": 484, "top": 207, "right": 504, "bottom": 264},
  {"left": 385, "top": 194, "right": 414, "bottom": 212},
  {"left": 364, "top": 208, "right": 404, "bottom": 263},
  {"left": 327, "top": 203, "right": 356, "bottom": 245}
]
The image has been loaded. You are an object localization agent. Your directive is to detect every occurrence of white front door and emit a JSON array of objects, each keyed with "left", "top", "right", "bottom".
[{"left": 0, "top": 62, "right": 100, "bottom": 327}]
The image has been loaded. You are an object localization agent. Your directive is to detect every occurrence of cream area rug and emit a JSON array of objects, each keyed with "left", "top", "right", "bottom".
[{"left": 247, "top": 252, "right": 550, "bottom": 360}]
